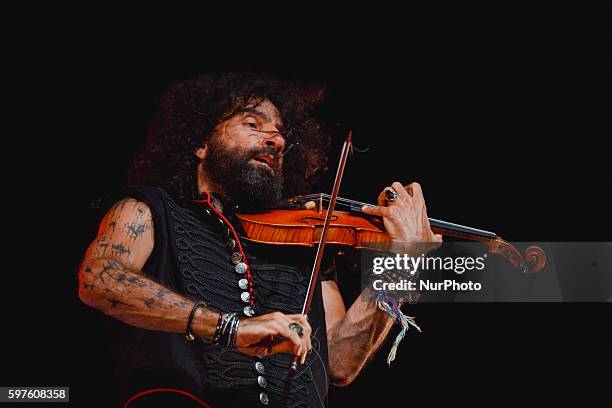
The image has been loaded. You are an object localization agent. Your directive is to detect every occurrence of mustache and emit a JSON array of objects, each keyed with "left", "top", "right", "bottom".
[
  {"left": 247, "top": 146, "right": 281, "bottom": 161},
  {"left": 247, "top": 146, "right": 282, "bottom": 171}
]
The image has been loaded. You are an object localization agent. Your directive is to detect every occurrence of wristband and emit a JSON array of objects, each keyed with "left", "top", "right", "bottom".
[{"left": 185, "top": 301, "right": 207, "bottom": 341}]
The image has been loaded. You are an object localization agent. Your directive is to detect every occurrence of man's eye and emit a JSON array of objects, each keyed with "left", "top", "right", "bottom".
[{"left": 245, "top": 121, "right": 258, "bottom": 129}]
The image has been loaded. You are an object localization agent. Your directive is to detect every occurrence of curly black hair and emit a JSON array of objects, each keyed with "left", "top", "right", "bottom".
[{"left": 128, "top": 72, "right": 330, "bottom": 200}]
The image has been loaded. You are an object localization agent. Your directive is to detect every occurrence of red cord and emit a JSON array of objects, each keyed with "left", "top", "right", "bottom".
[
  {"left": 123, "top": 388, "right": 211, "bottom": 408},
  {"left": 191, "top": 194, "right": 255, "bottom": 306}
]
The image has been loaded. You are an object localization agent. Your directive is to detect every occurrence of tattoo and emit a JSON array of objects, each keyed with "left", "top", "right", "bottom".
[
  {"left": 95, "top": 242, "right": 109, "bottom": 256},
  {"left": 118, "top": 199, "right": 138, "bottom": 212},
  {"left": 98, "top": 261, "right": 117, "bottom": 284},
  {"left": 125, "top": 222, "right": 148, "bottom": 240},
  {"left": 80, "top": 258, "right": 221, "bottom": 338},
  {"left": 114, "top": 273, "right": 126, "bottom": 282},
  {"left": 124, "top": 201, "right": 152, "bottom": 240},
  {"left": 89, "top": 198, "right": 151, "bottom": 260},
  {"left": 111, "top": 243, "right": 132, "bottom": 257},
  {"left": 81, "top": 199, "right": 207, "bottom": 334},
  {"left": 151, "top": 287, "right": 188, "bottom": 308},
  {"left": 127, "top": 275, "right": 144, "bottom": 287},
  {"left": 109, "top": 299, "right": 127, "bottom": 308},
  {"left": 173, "top": 299, "right": 189, "bottom": 308}
]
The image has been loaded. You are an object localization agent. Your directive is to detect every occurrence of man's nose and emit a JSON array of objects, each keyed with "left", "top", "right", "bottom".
[{"left": 260, "top": 132, "right": 286, "bottom": 153}]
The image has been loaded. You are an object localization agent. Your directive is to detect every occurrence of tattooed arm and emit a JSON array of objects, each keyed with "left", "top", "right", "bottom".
[
  {"left": 323, "top": 182, "right": 441, "bottom": 385},
  {"left": 78, "top": 198, "right": 312, "bottom": 360},
  {"left": 323, "top": 281, "right": 394, "bottom": 386},
  {"left": 78, "top": 198, "right": 218, "bottom": 339}
]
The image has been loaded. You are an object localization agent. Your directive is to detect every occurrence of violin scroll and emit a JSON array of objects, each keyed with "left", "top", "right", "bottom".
[
  {"left": 486, "top": 239, "right": 546, "bottom": 273},
  {"left": 524, "top": 245, "right": 547, "bottom": 273}
]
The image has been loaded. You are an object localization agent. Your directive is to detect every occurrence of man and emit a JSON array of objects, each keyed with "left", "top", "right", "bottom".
[{"left": 78, "top": 73, "right": 441, "bottom": 407}]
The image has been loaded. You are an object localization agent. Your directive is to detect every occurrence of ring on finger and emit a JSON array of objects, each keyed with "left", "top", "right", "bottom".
[
  {"left": 289, "top": 322, "right": 304, "bottom": 337},
  {"left": 384, "top": 187, "right": 399, "bottom": 202}
]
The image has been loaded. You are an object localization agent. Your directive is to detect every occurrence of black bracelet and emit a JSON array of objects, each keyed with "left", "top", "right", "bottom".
[
  {"left": 229, "top": 317, "right": 240, "bottom": 348},
  {"left": 213, "top": 312, "right": 229, "bottom": 344},
  {"left": 185, "top": 301, "right": 207, "bottom": 341},
  {"left": 213, "top": 312, "right": 227, "bottom": 344},
  {"left": 222, "top": 313, "right": 235, "bottom": 346}
]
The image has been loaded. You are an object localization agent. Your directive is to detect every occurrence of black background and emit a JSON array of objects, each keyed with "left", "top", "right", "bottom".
[{"left": 5, "top": 3, "right": 612, "bottom": 407}]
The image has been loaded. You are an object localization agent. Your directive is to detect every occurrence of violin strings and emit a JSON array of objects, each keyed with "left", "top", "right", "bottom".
[
  {"left": 298, "top": 193, "right": 371, "bottom": 208},
  {"left": 297, "top": 195, "right": 359, "bottom": 210},
  {"left": 319, "top": 196, "right": 371, "bottom": 209},
  {"left": 292, "top": 194, "right": 498, "bottom": 241},
  {"left": 297, "top": 196, "right": 369, "bottom": 212}
]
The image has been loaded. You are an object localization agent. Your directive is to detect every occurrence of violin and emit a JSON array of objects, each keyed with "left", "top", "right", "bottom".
[
  {"left": 236, "top": 131, "right": 547, "bottom": 371},
  {"left": 235, "top": 192, "right": 546, "bottom": 273},
  {"left": 235, "top": 130, "right": 546, "bottom": 276}
]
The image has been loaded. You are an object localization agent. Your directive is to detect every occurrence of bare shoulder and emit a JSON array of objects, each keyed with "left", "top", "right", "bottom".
[{"left": 83, "top": 198, "right": 154, "bottom": 272}]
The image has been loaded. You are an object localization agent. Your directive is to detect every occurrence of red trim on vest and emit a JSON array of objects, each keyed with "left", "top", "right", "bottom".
[
  {"left": 123, "top": 388, "right": 211, "bottom": 407},
  {"left": 191, "top": 193, "right": 255, "bottom": 306}
]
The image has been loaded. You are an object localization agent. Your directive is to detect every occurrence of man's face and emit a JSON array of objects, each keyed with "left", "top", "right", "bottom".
[{"left": 199, "top": 99, "right": 287, "bottom": 207}]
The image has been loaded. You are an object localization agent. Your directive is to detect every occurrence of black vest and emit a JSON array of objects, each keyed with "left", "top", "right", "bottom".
[{"left": 103, "top": 186, "right": 332, "bottom": 408}]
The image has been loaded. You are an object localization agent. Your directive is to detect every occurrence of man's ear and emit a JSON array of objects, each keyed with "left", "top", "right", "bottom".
[{"left": 195, "top": 145, "right": 207, "bottom": 160}]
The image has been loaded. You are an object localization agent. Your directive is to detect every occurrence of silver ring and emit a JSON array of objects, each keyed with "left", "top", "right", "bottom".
[
  {"left": 289, "top": 322, "right": 304, "bottom": 337},
  {"left": 384, "top": 187, "right": 399, "bottom": 202}
]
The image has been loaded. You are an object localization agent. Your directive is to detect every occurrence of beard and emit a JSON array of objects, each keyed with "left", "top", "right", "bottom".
[{"left": 202, "top": 138, "right": 284, "bottom": 209}]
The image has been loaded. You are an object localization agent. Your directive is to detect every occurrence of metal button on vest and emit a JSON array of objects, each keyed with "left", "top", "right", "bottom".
[
  {"left": 216, "top": 218, "right": 225, "bottom": 228},
  {"left": 257, "top": 375, "right": 268, "bottom": 388},
  {"left": 259, "top": 392, "right": 269, "bottom": 405},
  {"left": 238, "top": 278, "right": 249, "bottom": 290},
  {"left": 243, "top": 306, "right": 255, "bottom": 317},
  {"left": 235, "top": 262, "right": 247, "bottom": 274},
  {"left": 203, "top": 208, "right": 212, "bottom": 216},
  {"left": 227, "top": 238, "right": 236, "bottom": 250},
  {"left": 231, "top": 252, "right": 243, "bottom": 264},
  {"left": 255, "top": 362, "right": 265, "bottom": 374},
  {"left": 240, "top": 291, "right": 250, "bottom": 303}
]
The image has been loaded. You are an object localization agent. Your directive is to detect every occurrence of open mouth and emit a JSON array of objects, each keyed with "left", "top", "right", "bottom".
[{"left": 252, "top": 155, "right": 275, "bottom": 173}]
